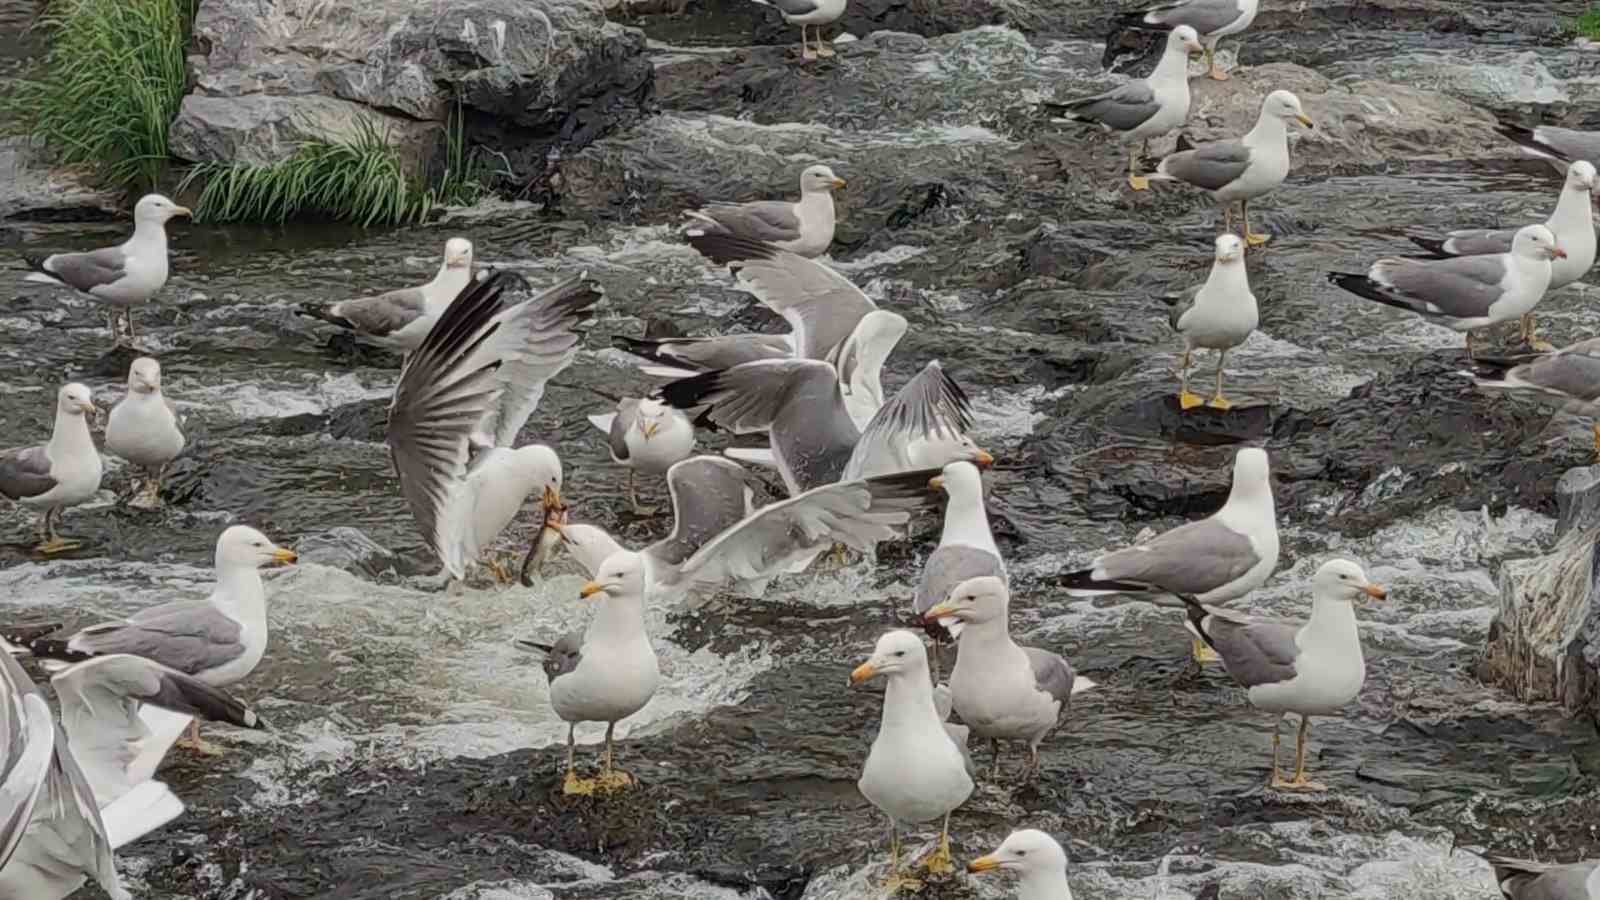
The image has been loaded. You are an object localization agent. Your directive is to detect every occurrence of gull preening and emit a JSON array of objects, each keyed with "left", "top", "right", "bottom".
[
  {"left": 1152, "top": 89, "right": 1314, "bottom": 245},
  {"left": 1329, "top": 223, "right": 1565, "bottom": 359},
  {"left": 1183, "top": 558, "right": 1384, "bottom": 790},
  {"left": 0, "top": 383, "right": 103, "bottom": 554},
  {"left": 683, "top": 164, "right": 844, "bottom": 255},
  {"left": 297, "top": 237, "right": 475, "bottom": 353},
  {"left": 104, "top": 357, "right": 185, "bottom": 508},
  {"left": 1043, "top": 26, "right": 1204, "bottom": 191},
  {"left": 588, "top": 398, "right": 696, "bottom": 514},
  {"left": 1170, "top": 233, "right": 1258, "bottom": 410},
  {"left": 22, "top": 193, "right": 190, "bottom": 346},
  {"left": 1114, "top": 0, "right": 1261, "bottom": 81},
  {"left": 967, "top": 829, "right": 1077, "bottom": 900}
]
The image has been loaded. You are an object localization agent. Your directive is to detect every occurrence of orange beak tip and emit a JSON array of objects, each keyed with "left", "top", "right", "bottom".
[
  {"left": 848, "top": 662, "right": 875, "bottom": 684},
  {"left": 580, "top": 581, "right": 604, "bottom": 598},
  {"left": 928, "top": 477, "right": 944, "bottom": 490},
  {"left": 974, "top": 449, "right": 995, "bottom": 467},
  {"left": 1364, "top": 584, "right": 1388, "bottom": 600}
]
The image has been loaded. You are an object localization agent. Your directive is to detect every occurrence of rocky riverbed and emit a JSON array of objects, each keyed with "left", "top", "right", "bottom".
[{"left": 3, "top": 0, "right": 1600, "bottom": 897}]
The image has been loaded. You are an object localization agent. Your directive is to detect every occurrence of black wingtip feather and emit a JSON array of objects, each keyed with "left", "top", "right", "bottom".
[
  {"left": 657, "top": 368, "right": 728, "bottom": 413},
  {"left": 1405, "top": 236, "right": 1450, "bottom": 258},
  {"left": 28, "top": 638, "right": 91, "bottom": 663},
  {"left": 1056, "top": 569, "right": 1152, "bottom": 593},
  {"left": 1177, "top": 594, "right": 1218, "bottom": 650},
  {"left": 686, "top": 232, "right": 782, "bottom": 267},
  {"left": 295, "top": 302, "right": 356, "bottom": 329},
  {"left": 1496, "top": 123, "right": 1568, "bottom": 161},
  {"left": 2, "top": 622, "right": 60, "bottom": 646},
  {"left": 1326, "top": 272, "right": 1415, "bottom": 312},
  {"left": 21, "top": 252, "right": 50, "bottom": 274}
]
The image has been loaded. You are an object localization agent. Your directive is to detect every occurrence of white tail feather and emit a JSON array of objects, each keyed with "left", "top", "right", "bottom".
[
  {"left": 1070, "top": 675, "right": 1097, "bottom": 695},
  {"left": 587, "top": 413, "right": 617, "bottom": 434},
  {"left": 23, "top": 272, "right": 65, "bottom": 287},
  {"left": 638, "top": 364, "right": 701, "bottom": 380},
  {"left": 131, "top": 705, "right": 194, "bottom": 787},
  {"left": 101, "top": 780, "right": 184, "bottom": 849}
]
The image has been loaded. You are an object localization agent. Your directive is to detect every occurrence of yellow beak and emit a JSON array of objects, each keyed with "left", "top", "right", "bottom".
[
  {"left": 580, "top": 580, "right": 605, "bottom": 598},
  {"left": 973, "top": 449, "right": 995, "bottom": 467},
  {"left": 641, "top": 421, "right": 659, "bottom": 439},
  {"left": 848, "top": 662, "right": 877, "bottom": 684},
  {"left": 830, "top": 177, "right": 847, "bottom": 189},
  {"left": 923, "top": 603, "right": 957, "bottom": 622},
  {"left": 1295, "top": 114, "right": 1314, "bottom": 128},
  {"left": 172, "top": 206, "right": 192, "bottom": 217},
  {"left": 1362, "top": 583, "right": 1388, "bottom": 601},
  {"left": 967, "top": 855, "right": 1001, "bottom": 873},
  {"left": 271, "top": 547, "right": 298, "bottom": 563},
  {"left": 542, "top": 485, "right": 562, "bottom": 511},
  {"left": 78, "top": 401, "right": 97, "bottom": 414},
  {"left": 929, "top": 476, "right": 945, "bottom": 490}
]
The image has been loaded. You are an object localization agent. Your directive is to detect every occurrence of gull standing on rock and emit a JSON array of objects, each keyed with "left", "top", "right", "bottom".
[
  {"left": 1466, "top": 336, "right": 1600, "bottom": 457},
  {"left": 683, "top": 165, "right": 845, "bottom": 257},
  {"left": 747, "top": 0, "right": 847, "bottom": 61},
  {"left": 967, "top": 829, "right": 1077, "bottom": 899},
  {"left": 1329, "top": 224, "right": 1564, "bottom": 360},
  {"left": 1058, "top": 447, "right": 1278, "bottom": 662},
  {"left": 1170, "top": 233, "right": 1258, "bottom": 410},
  {"left": 916, "top": 461, "right": 1003, "bottom": 678},
  {"left": 1113, "top": 0, "right": 1260, "bottom": 81},
  {"left": 526, "top": 550, "right": 659, "bottom": 796},
  {"left": 105, "top": 357, "right": 185, "bottom": 508},
  {"left": 1485, "top": 855, "right": 1599, "bottom": 900},
  {"left": 588, "top": 398, "right": 696, "bottom": 514},
  {"left": 22, "top": 193, "right": 190, "bottom": 346},
  {"left": 852, "top": 630, "right": 974, "bottom": 893},
  {"left": 27, "top": 525, "right": 296, "bottom": 756},
  {"left": 297, "top": 237, "right": 475, "bottom": 353},
  {"left": 1042, "top": 26, "right": 1204, "bottom": 191},
  {"left": 1406, "top": 161, "right": 1596, "bottom": 351},
  {"left": 0, "top": 383, "right": 102, "bottom": 554},
  {"left": 1182, "top": 558, "right": 1385, "bottom": 790},
  {"left": 1152, "top": 89, "right": 1314, "bottom": 245},
  {"left": 924, "top": 576, "right": 1092, "bottom": 781}
]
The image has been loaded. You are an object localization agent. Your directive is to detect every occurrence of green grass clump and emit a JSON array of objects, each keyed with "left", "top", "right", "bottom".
[
  {"left": 1, "top": 0, "right": 191, "bottom": 191},
  {"left": 1578, "top": 3, "right": 1600, "bottom": 39}
]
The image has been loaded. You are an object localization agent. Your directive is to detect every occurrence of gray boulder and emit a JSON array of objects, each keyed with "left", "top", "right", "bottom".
[{"left": 0, "top": 138, "right": 123, "bottom": 221}]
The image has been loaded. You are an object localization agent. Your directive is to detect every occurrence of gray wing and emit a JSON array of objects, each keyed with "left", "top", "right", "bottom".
[
  {"left": 39, "top": 246, "right": 129, "bottom": 294},
  {"left": 474, "top": 274, "right": 605, "bottom": 448},
  {"left": 0, "top": 445, "right": 57, "bottom": 500},
  {"left": 650, "top": 456, "right": 752, "bottom": 566},
  {"left": 1368, "top": 254, "right": 1509, "bottom": 320},
  {"left": 689, "top": 200, "right": 804, "bottom": 245},
  {"left": 1159, "top": 140, "right": 1253, "bottom": 191},
  {"left": 1169, "top": 284, "right": 1202, "bottom": 332},
  {"left": 1139, "top": 0, "right": 1246, "bottom": 33},
  {"left": 1494, "top": 337, "right": 1600, "bottom": 403},
  {"left": 520, "top": 633, "right": 583, "bottom": 684},
  {"left": 0, "top": 652, "right": 51, "bottom": 871},
  {"left": 1091, "top": 517, "right": 1259, "bottom": 595},
  {"left": 1054, "top": 81, "right": 1161, "bottom": 133},
  {"left": 1024, "top": 647, "right": 1077, "bottom": 707},
  {"left": 1525, "top": 126, "right": 1600, "bottom": 165},
  {"left": 328, "top": 287, "right": 427, "bottom": 336},
  {"left": 616, "top": 333, "right": 793, "bottom": 372},
  {"left": 387, "top": 274, "right": 523, "bottom": 578},
  {"left": 1192, "top": 605, "right": 1300, "bottom": 688},
  {"left": 670, "top": 468, "right": 942, "bottom": 592},
  {"left": 1488, "top": 855, "right": 1600, "bottom": 900},
  {"left": 68, "top": 605, "right": 245, "bottom": 677},
  {"left": 760, "top": 0, "right": 821, "bottom": 14},
  {"left": 915, "top": 544, "right": 1005, "bottom": 615},
  {"left": 54, "top": 655, "right": 264, "bottom": 730},
  {"left": 686, "top": 233, "right": 875, "bottom": 360},
  {"left": 846, "top": 361, "right": 976, "bottom": 480},
  {"left": 1438, "top": 229, "right": 1515, "bottom": 257},
  {"left": 609, "top": 399, "right": 640, "bottom": 462}
]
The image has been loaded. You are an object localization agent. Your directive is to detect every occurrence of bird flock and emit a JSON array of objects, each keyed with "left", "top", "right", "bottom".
[{"left": 3, "top": 0, "right": 1600, "bottom": 896}]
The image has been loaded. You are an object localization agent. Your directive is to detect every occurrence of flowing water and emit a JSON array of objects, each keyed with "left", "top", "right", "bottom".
[{"left": 2, "top": 0, "right": 1599, "bottom": 897}]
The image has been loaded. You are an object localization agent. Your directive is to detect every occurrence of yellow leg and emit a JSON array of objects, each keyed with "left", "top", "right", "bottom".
[
  {"left": 1522, "top": 313, "right": 1555, "bottom": 352},
  {"left": 175, "top": 719, "right": 225, "bottom": 756},
  {"left": 922, "top": 815, "right": 956, "bottom": 874},
  {"left": 880, "top": 824, "right": 922, "bottom": 893},
  {"left": 1206, "top": 44, "right": 1229, "bottom": 80},
  {"left": 1466, "top": 330, "right": 1476, "bottom": 361},
  {"left": 34, "top": 509, "right": 80, "bottom": 555},
  {"left": 1177, "top": 349, "right": 1205, "bottom": 409},
  {"left": 1128, "top": 146, "right": 1150, "bottom": 191},
  {"left": 1266, "top": 715, "right": 1285, "bottom": 785},
  {"left": 816, "top": 25, "right": 835, "bottom": 56},
  {"left": 1207, "top": 350, "right": 1234, "bottom": 409},
  {"left": 1190, "top": 636, "right": 1220, "bottom": 663},
  {"left": 1272, "top": 716, "right": 1328, "bottom": 791},
  {"left": 1242, "top": 198, "right": 1270, "bottom": 246},
  {"left": 562, "top": 724, "right": 597, "bottom": 796},
  {"left": 1223, "top": 204, "right": 1235, "bottom": 235},
  {"left": 801, "top": 25, "right": 817, "bottom": 60},
  {"left": 595, "top": 722, "right": 634, "bottom": 792}
]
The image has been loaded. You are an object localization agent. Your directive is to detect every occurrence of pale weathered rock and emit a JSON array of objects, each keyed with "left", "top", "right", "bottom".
[
  {"left": 167, "top": 95, "right": 442, "bottom": 170},
  {"left": 0, "top": 138, "right": 123, "bottom": 221},
  {"left": 1328, "top": 50, "right": 1570, "bottom": 117}
]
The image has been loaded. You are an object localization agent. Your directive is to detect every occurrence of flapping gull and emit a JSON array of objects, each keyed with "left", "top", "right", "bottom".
[
  {"left": 747, "top": 0, "right": 847, "bottom": 60},
  {"left": 966, "top": 829, "right": 1076, "bottom": 897},
  {"left": 385, "top": 271, "right": 602, "bottom": 581},
  {"left": 105, "top": 357, "right": 185, "bottom": 508},
  {"left": 1171, "top": 233, "right": 1257, "bottom": 410},
  {"left": 1467, "top": 336, "right": 1600, "bottom": 455},
  {"left": 1113, "top": 0, "right": 1260, "bottom": 80},
  {"left": 1152, "top": 90, "right": 1314, "bottom": 246},
  {"left": 915, "top": 461, "right": 1004, "bottom": 671},
  {"left": 611, "top": 332, "right": 793, "bottom": 380},
  {"left": 1183, "top": 559, "right": 1384, "bottom": 790},
  {"left": 1329, "top": 224, "right": 1565, "bottom": 360},
  {"left": 54, "top": 654, "right": 265, "bottom": 846},
  {"left": 1498, "top": 122, "right": 1600, "bottom": 169},
  {"left": 1042, "top": 26, "right": 1203, "bottom": 190},
  {"left": 660, "top": 358, "right": 979, "bottom": 496},
  {"left": 926, "top": 576, "right": 1093, "bottom": 781},
  {"left": 1407, "top": 161, "right": 1597, "bottom": 351},
  {"left": 22, "top": 193, "right": 189, "bottom": 346},
  {"left": 0, "top": 383, "right": 102, "bottom": 554},
  {"left": 1059, "top": 447, "right": 1278, "bottom": 660},
  {"left": 0, "top": 651, "right": 127, "bottom": 900},
  {"left": 851, "top": 630, "right": 974, "bottom": 889},
  {"left": 297, "top": 237, "right": 474, "bottom": 353},
  {"left": 588, "top": 398, "right": 696, "bottom": 513},
  {"left": 523, "top": 551, "right": 659, "bottom": 796},
  {"left": 685, "top": 165, "right": 844, "bottom": 255},
  {"left": 1485, "top": 855, "right": 1600, "bottom": 900},
  {"left": 29, "top": 525, "right": 294, "bottom": 755}
]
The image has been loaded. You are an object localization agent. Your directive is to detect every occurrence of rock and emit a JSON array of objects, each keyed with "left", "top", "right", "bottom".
[
  {"left": 294, "top": 527, "right": 400, "bottom": 579},
  {"left": 171, "top": 0, "right": 652, "bottom": 186},
  {"left": 0, "top": 138, "right": 123, "bottom": 221},
  {"left": 1328, "top": 50, "right": 1570, "bottom": 117},
  {"left": 1480, "top": 470, "right": 1600, "bottom": 724}
]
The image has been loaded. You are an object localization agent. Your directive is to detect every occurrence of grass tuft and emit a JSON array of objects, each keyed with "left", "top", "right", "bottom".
[
  {"left": 1, "top": 0, "right": 192, "bottom": 191},
  {"left": 1578, "top": 3, "right": 1600, "bottom": 39}
]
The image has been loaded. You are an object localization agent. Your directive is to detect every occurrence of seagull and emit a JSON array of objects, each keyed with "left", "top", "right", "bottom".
[
  {"left": 1042, "top": 26, "right": 1204, "bottom": 190},
  {"left": 296, "top": 237, "right": 474, "bottom": 353},
  {"left": 1329, "top": 224, "right": 1565, "bottom": 360},
  {"left": 746, "top": 0, "right": 848, "bottom": 61},
  {"left": 610, "top": 332, "right": 794, "bottom": 380},
  {"left": 1170, "top": 233, "right": 1257, "bottom": 410},
  {"left": 851, "top": 630, "right": 974, "bottom": 893},
  {"left": 915, "top": 461, "right": 1003, "bottom": 678},
  {"left": 1113, "top": 0, "right": 1261, "bottom": 81},
  {"left": 1405, "top": 161, "right": 1596, "bottom": 351},
  {"left": 1484, "top": 854, "right": 1599, "bottom": 900},
  {"left": 27, "top": 525, "right": 295, "bottom": 755},
  {"left": 22, "top": 193, "right": 190, "bottom": 346},
  {"left": 385, "top": 271, "right": 602, "bottom": 582},
  {"left": 684, "top": 165, "right": 845, "bottom": 256},
  {"left": 966, "top": 829, "right": 1077, "bottom": 900},
  {"left": 104, "top": 357, "right": 185, "bottom": 508},
  {"left": 925, "top": 576, "right": 1091, "bottom": 781},
  {"left": 0, "top": 383, "right": 103, "bottom": 554},
  {"left": 1497, "top": 122, "right": 1600, "bottom": 169},
  {"left": 587, "top": 398, "right": 696, "bottom": 514},
  {"left": 1058, "top": 447, "right": 1279, "bottom": 662},
  {"left": 1466, "top": 336, "right": 1600, "bottom": 457},
  {"left": 0, "top": 650, "right": 128, "bottom": 900},
  {"left": 1151, "top": 89, "right": 1314, "bottom": 245},
  {"left": 523, "top": 550, "right": 659, "bottom": 796},
  {"left": 1183, "top": 558, "right": 1385, "bottom": 790}
]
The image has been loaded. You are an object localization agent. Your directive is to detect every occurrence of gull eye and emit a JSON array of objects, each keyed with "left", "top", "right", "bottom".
[
  {"left": 894, "top": 651, "right": 906, "bottom": 657},
  {"left": 1016, "top": 850, "right": 1027, "bottom": 857}
]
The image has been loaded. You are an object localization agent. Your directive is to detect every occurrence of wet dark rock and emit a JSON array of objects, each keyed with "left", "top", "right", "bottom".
[
  {"left": 294, "top": 527, "right": 400, "bottom": 579},
  {"left": 258, "top": 398, "right": 390, "bottom": 442},
  {"left": 632, "top": 0, "right": 1029, "bottom": 48}
]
